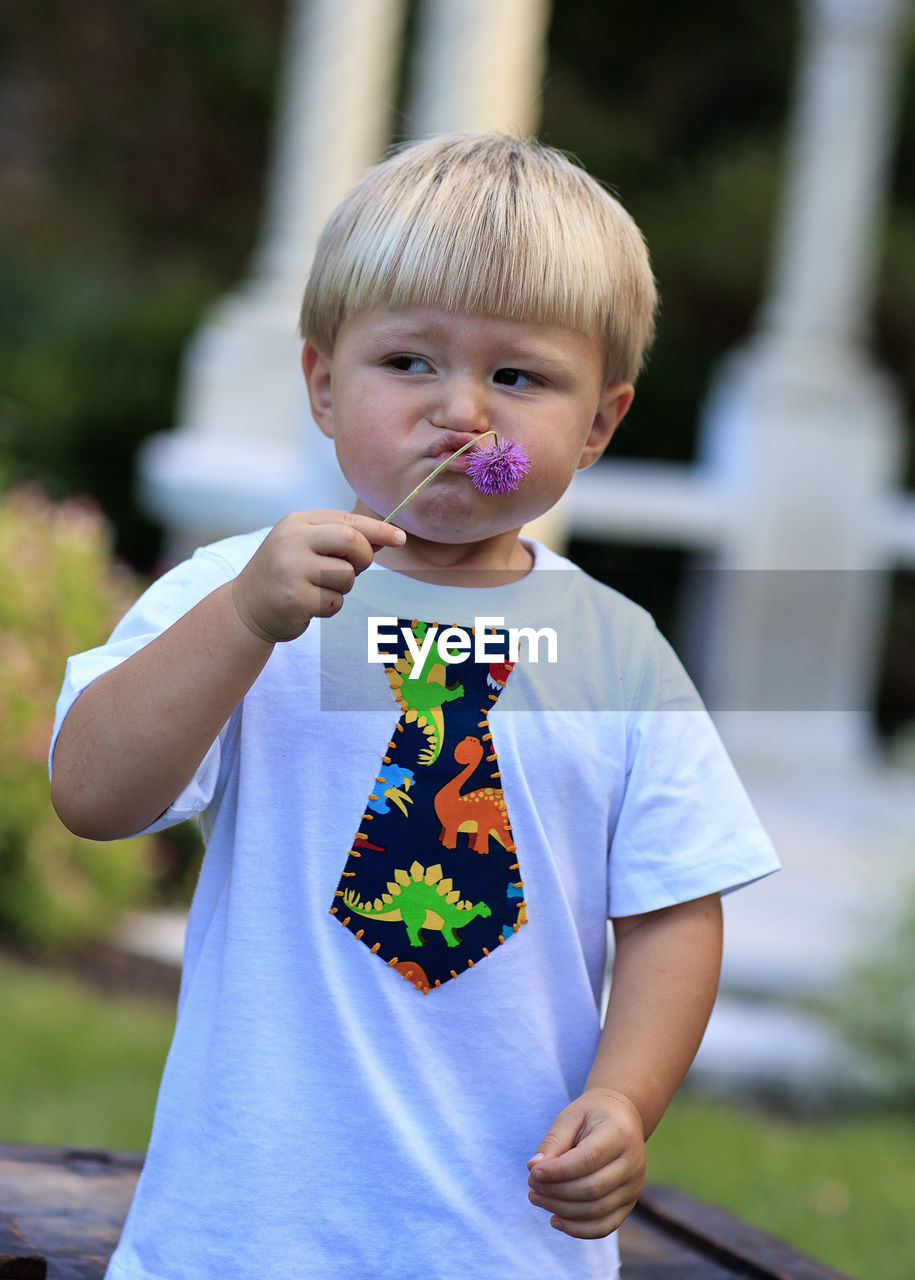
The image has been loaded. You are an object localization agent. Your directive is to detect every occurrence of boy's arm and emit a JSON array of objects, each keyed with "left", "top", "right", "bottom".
[
  {"left": 527, "top": 893, "right": 723, "bottom": 1238},
  {"left": 51, "top": 511, "right": 405, "bottom": 841}
]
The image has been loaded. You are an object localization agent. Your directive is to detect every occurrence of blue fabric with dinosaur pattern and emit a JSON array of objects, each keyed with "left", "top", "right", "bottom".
[{"left": 332, "top": 619, "right": 526, "bottom": 991}]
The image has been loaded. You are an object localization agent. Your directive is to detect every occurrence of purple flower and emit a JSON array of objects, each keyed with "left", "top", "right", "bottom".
[{"left": 464, "top": 438, "right": 531, "bottom": 496}]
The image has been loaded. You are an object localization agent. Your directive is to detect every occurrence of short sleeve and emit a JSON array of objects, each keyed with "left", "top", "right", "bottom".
[
  {"left": 49, "top": 543, "right": 243, "bottom": 835},
  {"left": 607, "top": 625, "right": 780, "bottom": 917}
]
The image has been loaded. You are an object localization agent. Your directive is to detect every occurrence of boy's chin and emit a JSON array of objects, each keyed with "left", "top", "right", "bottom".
[
  {"left": 391, "top": 505, "right": 525, "bottom": 546},
  {"left": 351, "top": 484, "right": 539, "bottom": 545}
]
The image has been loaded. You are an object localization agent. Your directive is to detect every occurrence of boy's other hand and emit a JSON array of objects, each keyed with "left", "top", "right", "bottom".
[
  {"left": 232, "top": 510, "right": 405, "bottom": 644},
  {"left": 526, "top": 1088, "right": 646, "bottom": 1239}
]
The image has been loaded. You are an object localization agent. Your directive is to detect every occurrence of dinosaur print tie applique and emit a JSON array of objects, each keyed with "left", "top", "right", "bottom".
[{"left": 329, "top": 619, "right": 527, "bottom": 993}]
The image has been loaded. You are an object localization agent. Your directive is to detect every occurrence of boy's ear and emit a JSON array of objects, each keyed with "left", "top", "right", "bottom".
[
  {"left": 577, "top": 383, "right": 635, "bottom": 471},
  {"left": 301, "top": 343, "right": 335, "bottom": 438}
]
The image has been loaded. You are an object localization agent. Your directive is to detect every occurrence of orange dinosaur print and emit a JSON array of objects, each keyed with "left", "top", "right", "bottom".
[{"left": 433, "top": 735, "right": 516, "bottom": 855}]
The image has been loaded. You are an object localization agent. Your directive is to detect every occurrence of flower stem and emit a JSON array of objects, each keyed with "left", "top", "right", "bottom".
[{"left": 383, "top": 430, "right": 497, "bottom": 523}]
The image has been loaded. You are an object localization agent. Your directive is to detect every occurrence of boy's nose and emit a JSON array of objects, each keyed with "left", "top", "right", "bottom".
[{"left": 430, "top": 379, "right": 490, "bottom": 434}]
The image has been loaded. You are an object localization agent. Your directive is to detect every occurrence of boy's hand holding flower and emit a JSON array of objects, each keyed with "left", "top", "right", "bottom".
[
  {"left": 232, "top": 434, "right": 530, "bottom": 645},
  {"left": 232, "top": 510, "right": 405, "bottom": 644}
]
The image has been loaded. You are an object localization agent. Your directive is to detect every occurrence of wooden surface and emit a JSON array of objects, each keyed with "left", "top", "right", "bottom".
[{"left": 0, "top": 1143, "right": 856, "bottom": 1279}]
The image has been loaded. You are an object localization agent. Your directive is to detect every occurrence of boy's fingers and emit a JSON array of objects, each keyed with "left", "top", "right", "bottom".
[
  {"left": 529, "top": 1180, "right": 633, "bottom": 1221},
  {"left": 336, "top": 510, "right": 406, "bottom": 549},
  {"left": 307, "top": 556, "right": 358, "bottom": 597},
  {"left": 529, "top": 1137, "right": 604, "bottom": 1184},
  {"left": 529, "top": 1091, "right": 645, "bottom": 1188},
  {"left": 528, "top": 1131, "right": 647, "bottom": 1240},
  {"left": 527, "top": 1109, "right": 587, "bottom": 1175},
  {"left": 299, "top": 514, "right": 404, "bottom": 574},
  {"left": 529, "top": 1151, "right": 613, "bottom": 1197},
  {"left": 529, "top": 1119, "right": 633, "bottom": 1187},
  {"left": 291, "top": 509, "right": 406, "bottom": 553},
  {"left": 529, "top": 1153, "right": 623, "bottom": 1203},
  {"left": 547, "top": 1204, "right": 636, "bottom": 1240}
]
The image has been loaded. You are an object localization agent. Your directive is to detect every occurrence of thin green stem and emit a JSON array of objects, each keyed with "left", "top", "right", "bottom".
[{"left": 382, "top": 430, "right": 497, "bottom": 523}]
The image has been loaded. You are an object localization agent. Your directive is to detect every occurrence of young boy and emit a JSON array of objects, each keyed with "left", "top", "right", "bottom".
[{"left": 51, "top": 134, "right": 778, "bottom": 1280}]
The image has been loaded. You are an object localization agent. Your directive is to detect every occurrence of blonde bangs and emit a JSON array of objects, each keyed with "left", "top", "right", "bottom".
[{"left": 300, "top": 135, "right": 657, "bottom": 384}]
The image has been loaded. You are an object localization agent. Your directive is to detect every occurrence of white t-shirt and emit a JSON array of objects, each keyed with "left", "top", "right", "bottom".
[{"left": 51, "top": 534, "right": 779, "bottom": 1280}]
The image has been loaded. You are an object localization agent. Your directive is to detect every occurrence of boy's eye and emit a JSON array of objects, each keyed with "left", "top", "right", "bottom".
[
  {"left": 493, "top": 367, "right": 542, "bottom": 388},
  {"left": 385, "top": 354, "right": 432, "bottom": 373}
]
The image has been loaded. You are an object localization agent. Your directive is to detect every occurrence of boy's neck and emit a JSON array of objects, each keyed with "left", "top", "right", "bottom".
[{"left": 354, "top": 501, "right": 535, "bottom": 585}]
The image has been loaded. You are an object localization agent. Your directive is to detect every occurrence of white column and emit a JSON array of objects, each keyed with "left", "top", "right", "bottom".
[
  {"left": 689, "top": 0, "right": 909, "bottom": 774},
  {"left": 140, "top": 0, "right": 407, "bottom": 556},
  {"left": 405, "top": 0, "right": 551, "bottom": 138},
  {"left": 759, "top": 0, "right": 906, "bottom": 354},
  {"left": 251, "top": 0, "right": 408, "bottom": 305}
]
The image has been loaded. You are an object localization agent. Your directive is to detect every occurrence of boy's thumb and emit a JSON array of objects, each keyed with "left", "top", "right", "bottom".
[{"left": 527, "top": 1109, "right": 582, "bottom": 1170}]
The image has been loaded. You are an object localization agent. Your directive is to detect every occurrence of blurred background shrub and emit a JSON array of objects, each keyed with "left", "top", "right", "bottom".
[
  {"left": 831, "top": 888, "right": 915, "bottom": 1111},
  {"left": 0, "top": 486, "right": 201, "bottom": 948},
  {"left": 0, "top": 0, "right": 285, "bottom": 571}
]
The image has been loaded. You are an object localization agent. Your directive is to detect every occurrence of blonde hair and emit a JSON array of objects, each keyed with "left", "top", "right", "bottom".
[{"left": 299, "top": 133, "right": 657, "bottom": 384}]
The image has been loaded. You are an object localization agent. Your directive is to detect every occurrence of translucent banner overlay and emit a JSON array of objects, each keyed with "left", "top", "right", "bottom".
[{"left": 318, "top": 568, "right": 885, "bottom": 713}]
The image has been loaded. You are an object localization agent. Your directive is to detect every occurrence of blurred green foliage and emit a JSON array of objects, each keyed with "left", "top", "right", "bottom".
[
  {"left": 0, "top": 953, "right": 173, "bottom": 1148},
  {"left": 0, "top": 246, "right": 212, "bottom": 570},
  {"left": 831, "top": 888, "right": 915, "bottom": 1111},
  {"left": 652, "top": 1093, "right": 915, "bottom": 1280},
  {"left": 0, "top": 0, "right": 285, "bottom": 569},
  {"left": 0, "top": 487, "right": 156, "bottom": 946}
]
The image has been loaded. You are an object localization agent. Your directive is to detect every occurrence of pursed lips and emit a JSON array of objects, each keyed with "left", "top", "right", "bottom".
[{"left": 426, "top": 431, "right": 486, "bottom": 459}]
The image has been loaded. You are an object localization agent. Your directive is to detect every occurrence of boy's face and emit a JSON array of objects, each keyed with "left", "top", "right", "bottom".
[{"left": 303, "top": 306, "right": 632, "bottom": 561}]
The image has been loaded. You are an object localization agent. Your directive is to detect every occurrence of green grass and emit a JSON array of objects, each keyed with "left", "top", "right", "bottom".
[
  {"left": 0, "top": 955, "right": 173, "bottom": 1149},
  {"left": 2, "top": 956, "right": 914, "bottom": 1278},
  {"left": 648, "top": 1093, "right": 915, "bottom": 1280}
]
